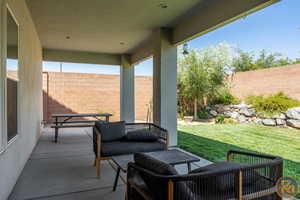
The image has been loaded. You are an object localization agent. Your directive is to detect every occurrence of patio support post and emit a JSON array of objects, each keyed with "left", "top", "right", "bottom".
[
  {"left": 120, "top": 54, "right": 135, "bottom": 122},
  {"left": 153, "top": 28, "right": 177, "bottom": 146}
]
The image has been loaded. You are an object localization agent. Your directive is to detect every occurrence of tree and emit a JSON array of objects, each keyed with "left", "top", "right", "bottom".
[
  {"left": 178, "top": 43, "right": 232, "bottom": 119},
  {"left": 255, "top": 49, "right": 282, "bottom": 68},
  {"left": 293, "top": 58, "right": 300, "bottom": 64},
  {"left": 232, "top": 49, "right": 256, "bottom": 72}
]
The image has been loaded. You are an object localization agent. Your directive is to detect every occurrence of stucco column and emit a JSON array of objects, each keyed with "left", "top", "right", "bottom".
[
  {"left": 120, "top": 55, "right": 135, "bottom": 122},
  {"left": 153, "top": 28, "right": 177, "bottom": 146}
]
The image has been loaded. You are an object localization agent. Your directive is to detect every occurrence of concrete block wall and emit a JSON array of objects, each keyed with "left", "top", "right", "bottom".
[
  {"left": 229, "top": 64, "right": 300, "bottom": 100},
  {"left": 43, "top": 72, "right": 153, "bottom": 122}
]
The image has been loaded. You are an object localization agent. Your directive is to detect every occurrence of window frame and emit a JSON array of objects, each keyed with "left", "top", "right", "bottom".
[{"left": 0, "top": 4, "right": 20, "bottom": 154}]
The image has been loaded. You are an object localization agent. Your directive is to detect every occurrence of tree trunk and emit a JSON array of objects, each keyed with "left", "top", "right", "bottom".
[
  {"left": 194, "top": 98, "right": 198, "bottom": 120},
  {"left": 203, "top": 96, "right": 208, "bottom": 107}
]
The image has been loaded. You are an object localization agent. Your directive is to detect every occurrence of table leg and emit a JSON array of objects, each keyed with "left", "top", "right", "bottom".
[
  {"left": 187, "top": 162, "right": 192, "bottom": 173},
  {"left": 55, "top": 127, "right": 58, "bottom": 143},
  {"left": 55, "top": 117, "right": 58, "bottom": 143},
  {"left": 106, "top": 116, "right": 109, "bottom": 123},
  {"left": 113, "top": 167, "right": 121, "bottom": 191}
]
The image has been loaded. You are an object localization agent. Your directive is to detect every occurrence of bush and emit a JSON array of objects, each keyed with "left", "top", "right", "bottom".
[
  {"left": 246, "top": 92, "right": 300, "bottom": 116},
  {"left": 197, "top": 108, "right": 210, "bottom": 119},
  {"left": 215, "top": 114, "right": 225, "bottom": 124},
  {"left": 224, "top": 118, "right": 238, "bottom": 124},
  {"left": 211, "top": 88, "right": 241, "bottom": 105}
]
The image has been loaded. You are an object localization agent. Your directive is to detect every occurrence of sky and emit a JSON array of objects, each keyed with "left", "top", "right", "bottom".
[{"left": 8, "top": 0, "right": 300, "bottom": 76}]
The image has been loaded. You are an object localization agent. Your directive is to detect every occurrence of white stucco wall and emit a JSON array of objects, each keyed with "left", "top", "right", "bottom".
[{"left": 0, "top": 0, "right": 43, "bottom": 199}]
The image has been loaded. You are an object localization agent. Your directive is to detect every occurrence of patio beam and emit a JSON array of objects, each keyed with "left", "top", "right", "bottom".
[
  {"left": 173, "top": 0, "right": 280, "bottom": 44},
  {"left": 120, "top": 55, "right": 135, "bottom": 122},
  {"left": 153, "top": 28, "right": 177, "bottom": 146},
  {"left": 43, "top": 49, "right": 121, "bottom": 66}
]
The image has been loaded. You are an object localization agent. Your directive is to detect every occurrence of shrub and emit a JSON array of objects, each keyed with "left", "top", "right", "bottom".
[
  {"left": 197, "top": 108, "right": 210, "bottom": 119},
  {"left": 224, "top": 118, "right": 238, "bottom": 124},
  {"left": 245, "top": 92, "right": 300, "bottom": 116},
  {"left": 211, "top": 88, "right": 241, "bottom": 105},
  {"left": 215, "top": 114, "right": 225, "bottom": 124}
]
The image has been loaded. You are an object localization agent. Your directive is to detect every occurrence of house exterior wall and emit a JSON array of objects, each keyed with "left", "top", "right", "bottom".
[
  {"left": 42, "top": 72, "right": 153, "bottom": 122},
  {"left": 229, "top": 64, "right": 300, "bottom": 100},
  {"left": 0, "top": 0, "right": 43, "bottom": 199}
]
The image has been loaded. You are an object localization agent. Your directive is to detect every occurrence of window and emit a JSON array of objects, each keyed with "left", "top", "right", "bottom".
[{"left": 6, "top": 7, "right": 19, "bottom": 143}]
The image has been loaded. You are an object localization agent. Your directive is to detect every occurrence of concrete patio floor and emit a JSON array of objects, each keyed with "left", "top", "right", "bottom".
[{"left": 9, "top": 127, "right": 210, "bottom": 200}]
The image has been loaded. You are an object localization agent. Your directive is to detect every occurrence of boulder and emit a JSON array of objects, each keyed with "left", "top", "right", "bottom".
[
  {"left": 276, "top": 119, "right": 286, "bottom": 126},
  {"left": 237, "top": 115, "right": 247, "bottom": 123},
  {"left": 232, "top": 103, "right": 251, "bottom": 109},
  {"left": 224, "top": 111, "right": 232, "bottom": 118},
  {"left": 231, "top": 112, "right": 240, "bottom": 119},
  {"left": 286, "top": 120, "right": 300, "bottom": 129},
  {"left": 285, "top": 107, "right": 300, "bottom": 120},
  {"left": 239, "top": 107, "right": 256, "bottom": 117},
  {"left": 273, "top": 113, "right": 286, "bottom": 120},
  {"left": 253, "top": 118, "right": 262, "bottom": 124},
  {"left": 209, "top": 110, "right": 218, "bottom": 117},
  {"left": 262, "top": 119, "right": 276, "bottom": 126}
]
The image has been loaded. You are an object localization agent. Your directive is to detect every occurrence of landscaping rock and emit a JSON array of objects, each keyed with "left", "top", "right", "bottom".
[
  {"left": 209, "top": 110, "right": 218, "bottom": 117},
  {"left": 239, "top": 107, "right": 256, "bottom": 117},
  {"left": 274, "top": 113, "right": 286, "bottom": 120},
  {"left": 276, "top": 119, "right": 286, "bottom": 126},
  {"left": 285, "top": 107, "right": 300, "bottom": 120},
  {"left": 224, "top": 111, "right": 232, "bottom": 118},
  {"left": 237, "top": 115, "right": 247, "bottom": 123},
  {"left": 262, "top": 119, "right": 276, "bottom": 126},
  {"left": 286, "top": 119, "right": 300, "bottom": 129},
  {"left": 253, "top": 118, "right": 262, "bottom": 124},
  {"left": 231, "top": 111, "right": 240, "bottom": 119}
]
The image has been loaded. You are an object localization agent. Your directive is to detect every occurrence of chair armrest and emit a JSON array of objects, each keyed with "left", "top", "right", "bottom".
[{"left": 93, "top": 126, "right": 102, "bottom": 157}]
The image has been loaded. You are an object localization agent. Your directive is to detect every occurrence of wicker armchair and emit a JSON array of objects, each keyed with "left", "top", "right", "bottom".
[
  {"left": 93, "top": 122, "right": 169, "bottom": 177},
  {"left": 127, "top": 150, "right": 283, "bottom": 200}
]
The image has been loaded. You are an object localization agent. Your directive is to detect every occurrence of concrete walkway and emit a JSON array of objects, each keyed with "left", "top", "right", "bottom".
[{"left": 9, "top": 127, "right": 210, "bottom": 200}]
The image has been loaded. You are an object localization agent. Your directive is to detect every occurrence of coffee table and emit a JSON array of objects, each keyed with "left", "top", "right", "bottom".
[{"left": 111, "top": 149, "right": 200, "bottom": 191}]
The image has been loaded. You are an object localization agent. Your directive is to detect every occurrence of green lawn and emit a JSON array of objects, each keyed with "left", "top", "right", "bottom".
[{"left": 178, "top": 124, "right": 300, "bottom": 197}]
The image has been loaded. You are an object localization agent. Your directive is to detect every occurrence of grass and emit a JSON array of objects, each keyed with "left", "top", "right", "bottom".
[{"left": 178, "top": 124, "right": 300, "bottom": 197}]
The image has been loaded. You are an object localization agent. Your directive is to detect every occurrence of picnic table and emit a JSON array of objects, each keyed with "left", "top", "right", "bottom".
[{"left": 51, "top": 113, "right": 112, "bottom": 143}]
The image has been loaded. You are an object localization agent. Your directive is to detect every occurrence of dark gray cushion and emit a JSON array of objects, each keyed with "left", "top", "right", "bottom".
[
  {"left": 126, "top": 130, "right": 159, "bottom": 142},
  {"left": 134, "top": 153, "right": 196, "bottom": 200},
  {"left": 134, "top": 152, "right": 178, "bottom": 175},
  {"left": 95, "top": 121, "right": 125, "bottom": 142},
  {"left": 101, "top": 141, "right": 166, "bottom": 157}
]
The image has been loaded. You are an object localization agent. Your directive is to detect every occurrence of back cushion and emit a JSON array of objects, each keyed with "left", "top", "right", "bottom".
[
  {"left": 126, "top": 130, "right": 159, "bottom": 142},
  {"left": 134, "top": 153, "right": 177, "bottom": 200},
  {"left": 134, "top": 152, "right": 178, "bottom": 175},
  {"left": 134, "top": 153, "right": 197, "bottom": 200},
  {"left": 95, "top": 121, "right": 125, "bottom": 142}
]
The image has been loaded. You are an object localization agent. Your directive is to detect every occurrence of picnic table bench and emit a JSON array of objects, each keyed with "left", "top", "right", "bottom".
[{"left": 51, "top": 113, "right": 112, "bottom": 143}]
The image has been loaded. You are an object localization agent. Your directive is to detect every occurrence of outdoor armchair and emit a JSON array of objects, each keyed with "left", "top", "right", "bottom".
[
  {"left": 127, "top": 150, "right": 283, "bottom": 200},
  {"left": 93, "top": 122, "right": 169, "bottom": 177}
]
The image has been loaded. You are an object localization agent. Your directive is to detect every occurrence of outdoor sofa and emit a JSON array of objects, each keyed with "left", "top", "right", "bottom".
[
  {"left": 127, "top": 150, "right": 283, "bottom": 200},
  {"left": 93, "top": 121, "right": 169, "bottom": 177}
]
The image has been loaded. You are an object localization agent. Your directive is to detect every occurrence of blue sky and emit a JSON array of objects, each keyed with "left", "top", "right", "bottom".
[{"left": 8, "top": 0, "right": 300, "bottom": 76}]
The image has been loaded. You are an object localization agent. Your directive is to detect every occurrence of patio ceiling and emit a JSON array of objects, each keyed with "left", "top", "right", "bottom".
[{"left": 25, "top": 0, "right": 279, "bottom": 65}]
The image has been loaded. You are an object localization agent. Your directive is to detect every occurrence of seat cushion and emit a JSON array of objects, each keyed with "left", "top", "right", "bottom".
[
  {"left": 101, "top": 141, "right": 166, "bottom": 157},
  {"left": 126, "top": 130, "right": 159, "bottom": 142},
  {"left": 95, "top": 121, "right": 125, "bottom": 142}
]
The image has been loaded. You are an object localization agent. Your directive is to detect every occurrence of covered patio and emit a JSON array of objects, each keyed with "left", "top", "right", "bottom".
[
  {"left": 9, "top": 127, "right": 209, "bottom": 200},
  {"left": 0, "top": 0, "right": 281, "bottom": 199}
]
